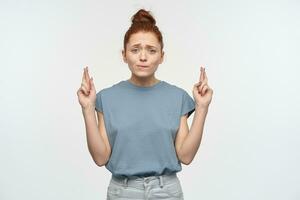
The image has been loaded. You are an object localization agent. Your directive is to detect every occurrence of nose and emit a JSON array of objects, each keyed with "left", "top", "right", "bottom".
[{"left": 139, "top": 50, "right": 147, "bottom": 62}]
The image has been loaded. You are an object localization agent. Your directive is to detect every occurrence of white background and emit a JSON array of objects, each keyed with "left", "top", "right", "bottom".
[{"left": 1, "top": 0, "right": 299, "bottom": 199}]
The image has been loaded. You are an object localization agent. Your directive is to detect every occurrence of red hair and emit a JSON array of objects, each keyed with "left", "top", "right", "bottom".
[{"left": 123, "top": 9, "right": 164, "bottom": 53}]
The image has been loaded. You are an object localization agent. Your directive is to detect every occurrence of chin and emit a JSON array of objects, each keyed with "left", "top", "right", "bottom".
[
  {"left": 134, "top": 69, "right": 153, "bottom": 75},
  {"left": 133, "top": 72, "right": 153, "bottom": 78}
]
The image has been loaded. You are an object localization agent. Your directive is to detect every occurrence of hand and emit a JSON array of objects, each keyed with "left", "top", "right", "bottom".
[
  {"left": 192, "top": 66, "right": 213, "bottom": 109},
  {"left": 77, "top": 66, "right": 96, "bottom": 110}
]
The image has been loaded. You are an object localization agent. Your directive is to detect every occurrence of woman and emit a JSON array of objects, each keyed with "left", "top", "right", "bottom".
[{"left": 77, "top": 8, "right": 213, "bottom": 200}]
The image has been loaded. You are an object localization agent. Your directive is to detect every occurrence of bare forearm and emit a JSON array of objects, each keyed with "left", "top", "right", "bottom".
[
  {"left": 180, "top": 106, "right": 208, "bottom": 164},
  {"left": 82, "top": 107, "right": 108, "bottom": 166}
]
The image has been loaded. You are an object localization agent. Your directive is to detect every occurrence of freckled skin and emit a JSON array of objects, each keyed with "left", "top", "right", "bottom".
[{"left": 122, "top": 31, "right": 164, "bottom": 86}]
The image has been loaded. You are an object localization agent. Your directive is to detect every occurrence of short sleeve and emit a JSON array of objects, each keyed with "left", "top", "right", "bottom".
[
  {"left": 95, "top": 91, "right": 103, "bottom": 113},
  {"left": 180, "top": 90, "right": 195, "bottom": 118}
]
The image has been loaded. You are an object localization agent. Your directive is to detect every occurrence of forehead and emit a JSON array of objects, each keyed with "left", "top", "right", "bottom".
[{"left": 127, "top": 32, "right": 160, "bottom": 48}]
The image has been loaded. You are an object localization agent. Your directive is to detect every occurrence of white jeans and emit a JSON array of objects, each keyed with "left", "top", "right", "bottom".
[{"left": 106, "top": 173, "right": 184, "bottom": 200}]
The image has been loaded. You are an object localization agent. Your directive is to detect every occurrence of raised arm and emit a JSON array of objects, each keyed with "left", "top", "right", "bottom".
[
  {"left": 77, "top": 66, "right": 110, "bottom": 166},
  {"left": 176, "top": 66, "right": 213, "bottom": 165}
]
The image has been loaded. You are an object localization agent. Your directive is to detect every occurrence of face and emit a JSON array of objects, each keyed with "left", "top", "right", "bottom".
[{"left": 122, "top": 31, "right": 164, "bottom": 79}]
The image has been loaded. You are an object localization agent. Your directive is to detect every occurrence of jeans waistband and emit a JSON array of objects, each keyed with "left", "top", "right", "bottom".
[{"left": 111, "top": 173, "right": 178, "bottom": 189}]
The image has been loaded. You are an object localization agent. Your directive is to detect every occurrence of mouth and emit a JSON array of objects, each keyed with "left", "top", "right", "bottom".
[{"left": 137, "top": 65, "right": 149, "bottom": 68}]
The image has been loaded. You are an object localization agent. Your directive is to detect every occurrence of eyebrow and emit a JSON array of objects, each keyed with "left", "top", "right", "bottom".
[{"left": 130, "top": 43, "right": 158, "bottom": 48}]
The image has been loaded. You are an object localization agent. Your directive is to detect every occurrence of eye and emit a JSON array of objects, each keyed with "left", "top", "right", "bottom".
[
  {"left": 149, "top": 49, "right": 157, "bottom": 54},
  {"left": 131, "top": 48, "right": 138, "bottom": 53}
]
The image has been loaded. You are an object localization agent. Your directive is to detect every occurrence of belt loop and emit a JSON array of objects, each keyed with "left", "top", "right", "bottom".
[
  {"left": 159, "top": 175, "right": 164, "bottom": 188},
  {"left": 124, "top": 177, "right": 128, "bottom": 188}
]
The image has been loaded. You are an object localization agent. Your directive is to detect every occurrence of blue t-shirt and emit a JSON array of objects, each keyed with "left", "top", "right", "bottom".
[{"left": 95, "top": 79, "right": 195, "bottom": 178}]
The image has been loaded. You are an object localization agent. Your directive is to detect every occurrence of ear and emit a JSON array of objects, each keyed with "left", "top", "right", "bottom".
[
  {"left": 122, "top": 50, "right": 127, "bottom": 63},
  {"left": 159, "top": 50, "right": 164, "bottom": 64}
]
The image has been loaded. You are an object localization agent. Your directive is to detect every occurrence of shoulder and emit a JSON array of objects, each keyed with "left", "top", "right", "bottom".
[
  {"left": 162, "top": 80, "right": 189, "bottom": 96},
  {"left": 96, "top": 80, "right": 124, "bottom": 96}
]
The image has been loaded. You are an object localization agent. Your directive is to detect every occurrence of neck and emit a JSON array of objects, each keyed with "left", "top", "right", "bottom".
[{"left": 128, "top": 75, "right": 160, "bottom": 87}]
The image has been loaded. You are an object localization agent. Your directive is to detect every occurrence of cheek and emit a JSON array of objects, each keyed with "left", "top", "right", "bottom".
[
  {"left": 126, "top": 57, "right": 136, "bottom": 66},
  {"left": 152, "top": 57, "right": 162, "bottom": 65},
  {"left": 127, "top": 55, "right": 138, "bottom": 63}
]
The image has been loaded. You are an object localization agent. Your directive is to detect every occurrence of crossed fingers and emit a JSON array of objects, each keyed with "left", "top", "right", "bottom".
[
  {"left": 80, "top": 66, "right": 91, "bottom": 95},
  {"left": 198, "top": 66, "right": 209, "bottom": 95}
]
